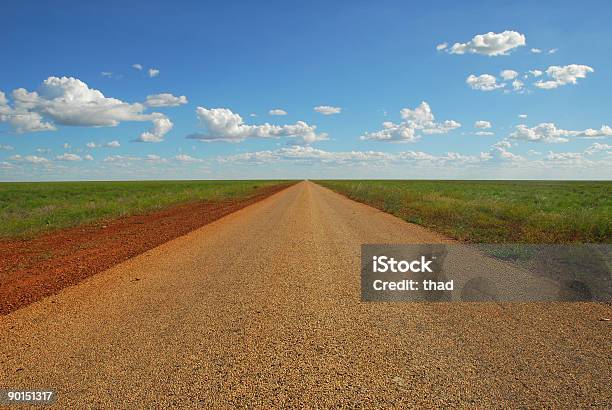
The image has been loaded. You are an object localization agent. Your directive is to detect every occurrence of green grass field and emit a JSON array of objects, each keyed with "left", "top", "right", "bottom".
[
  {"left": 0, "top": 180, "right": 290, "bottom": 240},
  {"left": 317, "top": 180, "right": 611, "bottom": 244}
]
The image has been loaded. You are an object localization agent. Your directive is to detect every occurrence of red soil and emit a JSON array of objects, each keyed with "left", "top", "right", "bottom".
[{"left": 0, "top": 183, "right": 292, "bottom": 315}]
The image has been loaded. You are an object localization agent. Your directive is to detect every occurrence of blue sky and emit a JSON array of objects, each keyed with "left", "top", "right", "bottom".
[{"left": 1, "top": 0, "right": 611, "bottom": 181}]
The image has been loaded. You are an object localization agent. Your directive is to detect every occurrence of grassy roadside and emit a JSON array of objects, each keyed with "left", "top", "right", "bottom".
[
  {"left": 316, "top": 180, "right": 611, "bottom": 244},
  {"left": 0, "top": 180, "right": 293, "bottom": 240}
]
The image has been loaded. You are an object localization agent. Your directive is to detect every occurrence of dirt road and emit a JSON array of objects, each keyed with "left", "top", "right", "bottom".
[{"left": 1, "top": 181, "right": 610, "bottom": 407}]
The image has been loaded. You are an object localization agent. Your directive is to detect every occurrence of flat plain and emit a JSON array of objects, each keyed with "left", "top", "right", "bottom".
[
  {"left": 317, "top": 180, "right": 611, "bottom": 243},
  {"left": 0, "top": 180, "right": 290, "bottom": 239}
]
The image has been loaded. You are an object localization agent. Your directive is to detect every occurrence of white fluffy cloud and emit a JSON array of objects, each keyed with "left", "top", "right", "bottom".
[
  {"left": 500, "top": 70, "right": 519, "bottom": 80},
  {"left": 269, "top": 109, "right": 287, "bottom": 116},
  {"left": 86, "top": 140, "right": 121, "bottom": 148},
  {"left": 103, "top": 155, "right": 139, "bottom": 163},
  {"left": 145, "top": 154, "right": 166, "bottom": 163},
  {"left": 531, "top": 48, "right": 542, "bottom": 54},
  {"left": 466, "top": 74, "right": 505, "bottom": 91},
  {"left": 0, "top": 77, "right": 173, "bottom": 142},
  {"left": 518, "top": 114, "right": 528, "bottom": 119},
  {"left": 360, "top": 102, "right": 461, "bottom": 142},
  {"left": 219, "top": 145, "right": 487, "bottom": 166},
  {"left": 475, "top": 120, "right": 492, "bottom": 129},
  {"left": 584, "top": 143, "right": 612, "bottom": 155},
  {"left": 529, "top": 69, "right": 543, "bottom": 77},
  {"left": 512, "top": 79, "right": 525, "bottom": 91},
  {"left": 10, "top": 154, "right": 49, "bottom": 164},
  {"left": 174, "top": 154, "right": 203, "bottom": 162},
  {"left": 132, "top": 64, "right": 143, "bottom": 70},
  {"left": 545, "top": 151, "right": 587, "bottom": 165},
  {"left": 56, "top": 153, "right": 82, "bottom": 161},
  {"left": 489, "top": 140, "right": 524, "bottom": 161},
  {"left": 510, "top": 123, "right": 574, "bottom": 143},
  {"left": 144, "top": 93, "right": 188, "bottom": 107},
  {"left": 0, "top": 89, "right": 56, "bottom": 132},
  {"left": 436, "top": 43, "right": 448, "bottom": 51},
  {"left": 444, "top": 31, "right": 526, "bottom": 56},
  {"left": 136, "top": 117, "right": 173, "bottom": 142},
  {"left": 148, "top": 68, "right": 160, "bottom": 78},
  {"left": 187, "top": 107, "right": 327, "bottom": 145},
  {"left": 314, "top": 105, "right": 342, "bottom": 115},
  {"left": 534, "top": 65, "right": 594, "bottom": 89},
  {"left": 84, "top": 154, "right": 94, "bottom": 161},
  {"left": 510, "top": 123, "right": 612, "bottom": 143}
]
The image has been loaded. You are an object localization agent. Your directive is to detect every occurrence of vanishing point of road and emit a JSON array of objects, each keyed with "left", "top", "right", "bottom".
[{"left": 1, "top": 181, "right": 610, "bottom": 407}]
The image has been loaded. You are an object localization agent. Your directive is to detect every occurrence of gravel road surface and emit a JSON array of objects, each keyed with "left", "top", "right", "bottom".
[{"left": 1, "top": 181, "right": 610, "bottom": 407}]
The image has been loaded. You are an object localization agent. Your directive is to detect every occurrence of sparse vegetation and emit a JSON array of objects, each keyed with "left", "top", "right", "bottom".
[
  {"left": 0, "top": 180, "right": 292, "bottom": 239},
  {"left": 317, "top": 180, "right": 611, "bottom": 243}
]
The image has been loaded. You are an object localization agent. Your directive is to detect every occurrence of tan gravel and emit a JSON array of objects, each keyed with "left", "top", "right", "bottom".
[{"left": 1, "top": 181, "right": 610, "bottom": 408}]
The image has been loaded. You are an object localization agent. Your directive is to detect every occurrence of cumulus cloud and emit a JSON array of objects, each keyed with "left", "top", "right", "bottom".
[
  {"left": 584, "top": 142, "right": 612, "bottom": 155},
  {"left": 144, "top": 93, "right": 188, "bottom": 107},
  {"left": 132, "top": 64, "right": 143, "bottom": 70},
  {"left": 148, "top": 68, "right": 160, "bottom": 78},
  {"left": 548, "top": 48, "right": 559, "bottom": 54},
  {"left": 489, "top": 140, "right": 524, "bottom": 161},
  {"left": 187, "top": 107, "right": 327, "bottom": 145},
  {"left": 541, "top": 143, "right": 610, "bottom": 167},
  {"left": 444, "top": 31, "right": 526, "bottom": 56},
  {"left": 103, "top": 155, "right": 139, "bottom": 163},
  {"left": 518, "top": 114, "right": 528, "bottom": 119},
  {"left": 314, "top": 105, "right": 342, "bottom": 115},
  {"left": 360, "top": 102, "right": 461, "bottom": 143},
  {"left": 534, "top": 64, "right": 594, "bottom": 89},
  {"left": 510, "top": 123, "right": 612, "bottom": 143},
  {"left": 510, "top": 123, "right": 574, "bottom": 143},
  {"left": 135, "top": 117, "right": 173, "bottom": 142},
  {"left": 145, "top": 154, "right": 166, "bottom": 163},
  {"left": 174, "top": 154, "right": 203, "bottom": 162},
  {"left": 0, "top": 77, "right": 173, "bottom": 141},
  {"left": 545, "top": 151, "right": 586, "bottom": 165},
  {"left": 529, "top": 69, "right": 543, "bottom": 77},
  {"left": 436, "top": 43, "right": 448, "bottom": 51},
  {"left": 531, "top": 48, "right": 542, "bottom": 54},
  {"left": 512, "top": 79, "right": 525, "bottom": 91},
  {"left": 56, "top": 153, "right": 82, "bottom": 161},
  {"left": 10, "top": 154, "right": 49, "bottom": 163},
  {"left": 87, "top": 140, "right": 121, "bottom": 149},
  {"left": 0, "top": 108, "right": 57, "bottom": 133},
  {"left": 475, "top": 120, "right": 492, "bottom": 129},
  {"left": 219, "top": 145, "right": 486, "bottom": 166},
  {"left": 500, "top": 70, "right": 519, "bottom": 80},
  {"left": 466, "top": 74, "right": 505, "bottom": 91},
  {"left": 84, "top": 154, "right": 94, "bottom": 161},
  {"left": 269, "top": 109, "right": 287, "bottom": 116}
]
